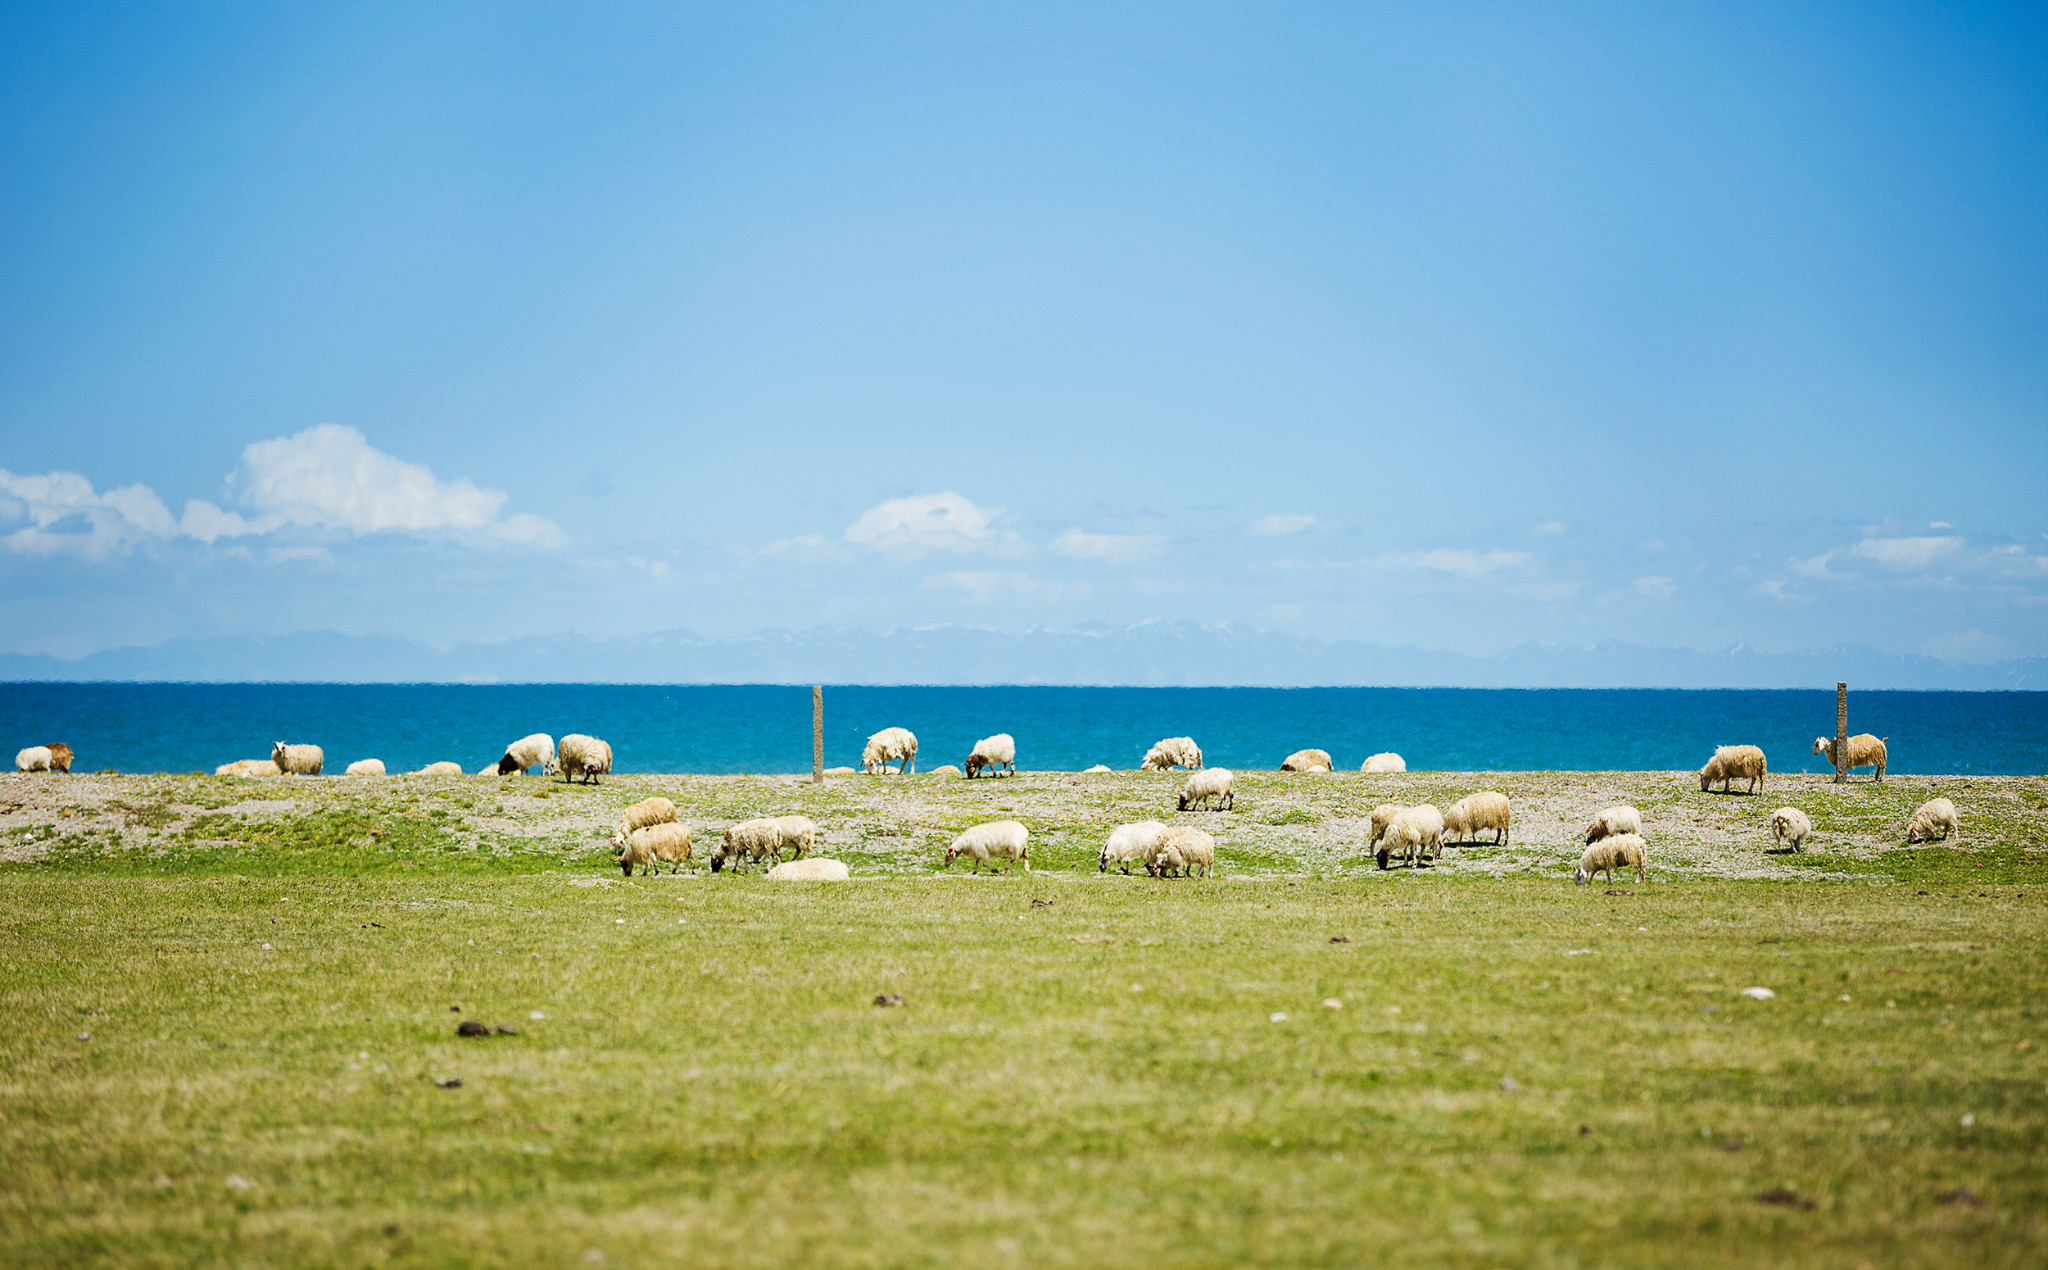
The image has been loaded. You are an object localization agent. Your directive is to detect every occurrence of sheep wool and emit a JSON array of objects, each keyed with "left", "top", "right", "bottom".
[
  {"left": 215, "top": 759, "right": 281, "bottom": 778},
  {"left": 944, "top": 820, "right": 1030, "bottom": 874},
  {"left": 766, "top": 857, "right": 851, "bottom": 881},
  {"left": 1442, "top": 791, "right": 1512, "bottom": 847},
  {"left": 1813, "top": 734, "right": 1887, "bottom": 782},
  {"left": 554, "top": 734, "right": 612, "bottom": 785},
  {"left": 862, "top": 727, "right": 919, "bottom": 775},
  {"left": 1583, "top": 805, "right": 1644, "bottom": 845},
  {"left": 496, "top": 733, "right": 555, "bottom": 776},
  {"left": 771, "top": 815, "right": 818, "bottom": 859},
  {"left": 1905, "top": 797, "right": 1959, "bottom": 845},
  {"left": 617, "top": 835, "right": 658, "bottom": 877},
  {"left": 344, "top": 758, "right": 387, "bottom": 777},
  {"left": 271, "top": 742, "right": 324, "bottom": 776},
  {"left": 1368, "top": 803, "right": 1407, "bottom": 849},
  {"left": 628, "top": 822, "right": 693, "bottom": 873},
  {"left": 965, "top": 733, "right": 1017, "bottom": 778},
  {"left": 615, "top": 797, "right": 679, "bottom": 841},
  {"left": 1698, "top": 744, "right": 1767, "bottom": 795},
  {"left": 1101, "top": 820, "right": 1167, "bottom": 873},
  {"left": 415, "top": 761, "right": 465, "bottom": 777},
  {"left": 1768, "top": 807, "right": 1813, "bottom": 852},
  {"left": 1150, "top": 826, "right": 1216, "bottom": 878},
  {"left": 1576, "top": 833, "right": 1647, "bottom": 885},
  {"left": 43, "top": 743, "right": 74, "bottom": 773},
  {"left": 1360, "top": 752, "right": 1406, "bottom": 773},
  {"left": 1377, "top": 804, "right": 1444, "bottom": 870},
  {"left": 713, "top": 819, "right": 782, "bottom": 873},
  {"left": 1141, "top": 737, "right": 1203, "bottom": 771},
  {"left": 1280, "top": 748, "right": 1333, "bottom": 773},
  {"left": 15, "top": 746, "right": 53, "bottom": 773},
  {"left": 1177, "top": 767, "right": 1236, "bottom": 812},
  {"left": 1082, "top": 764, "right": 1113, "bottom": 774}
]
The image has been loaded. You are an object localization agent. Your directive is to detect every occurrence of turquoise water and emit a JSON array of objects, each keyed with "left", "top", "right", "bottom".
[{"left": 3, "top": 684, "right": 2044, "bottom": 775}]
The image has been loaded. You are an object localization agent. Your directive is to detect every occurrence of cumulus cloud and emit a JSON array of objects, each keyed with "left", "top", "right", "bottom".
[
  {"left": 1050, "top": 529, "right": 1166, "bottom": 565},
  {"left": 1850, "top": 536, "right": 1962, "bottom": 571},
  {"left": 1251, "top": 513, "right": 1315, "bottom": 536},
  {"left": 845, "top": 492, "right": 1007, "bottom": 556},
  {"left": 0, "top": 469, "right": 178, "bottom": 559}
]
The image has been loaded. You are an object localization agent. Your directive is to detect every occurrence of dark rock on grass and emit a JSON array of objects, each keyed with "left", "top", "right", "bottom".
[
  {"left": 1031, "top": 899, "right": 1053, "bottom": 908},
  {"left": 456, "top": 1020, "right": 518, "bottom": 1037},
  {"left": 435, "top": 1077, "right": 462, "bottom": 1089},
  {"left": 1939, "top": 1188, "right": 1981, "bottom": 1206},
  {"left": 873, "top": 993, "right": 905, "bottom": 1007},
  {"left": 1329, "top": 935, "right": 1350, "bottom": 943},
  {"left": 1756, "top": 1189, "right": 1815, "bottom": 1209}
]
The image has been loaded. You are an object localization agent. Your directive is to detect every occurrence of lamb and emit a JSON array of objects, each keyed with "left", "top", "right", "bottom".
[
  {"left": 1813, "top": 734, "right": 1887, "bottom": 781},
  {"left": 414, "top": 761, "right": 465, "bottom": 777},
  {"left": 862, "top": 727, "right": 918, "bottom": 775},
  {"left": 1575, "top": 833, "right": 1646, "bottom": 885},
  {"left": 617, "top": 834, "right": 657, "bottom": 877},
  {"left": 771, "top": 814, "right": 817, "bottom": 859},
  {"left": 495, "top": 733, "right": 555, "bottom": 776},
  {"left": 624, "top": 821, "right": 693, "bottom": 873},
  {"left": 1768, "top": 806, "right": 1813, "bottom": 852},
  {"left": 15, "top": 746, "right": 53, "bottom": 772},
  {"left": 1905, "top": 797, "right": 1959, "bottom": 844},
  {"left": 1281, "top": 748, "right": 1333, "bottom": 773},
  {"left": 215, "top": 759, "right": 281, "bottom": 777},
  {"left": 1441, "top": 791, "right": 1512, "bottom": 846},
  {"left": 1177, "top": 767, "right": 1236, "bottom": 812},
  {"left": 552, "top": 733, "right": 612, "bottom": 784},
  {"left": 344, "top": 758, "right": 387, "bottom": 777},
  {"left": 1698, "top": 744, "right": 1766, "bottom": 795},
  {"left": 1360, "top": 752, "right": 1406, "bottom": 773},
  {"left": 965, "top": 733, "right": 1017, "bottom": 778},
  {"left": 1141, "top": 737, "right": 1203, "bottom": 771},
  {"left": 711, "top": 818, "right": 782, "bottom": 873},
  {"left": 1368, "top": 803, "right": 1407, "bottom": 850},
  {"left": 943, "top": 819, "right": 1030, "bottom": 874},
  {"left": 1149, "top": 826, "right": 1216, "bottom": 878},
  {"left": 615, "top": 797, "right": 679, "bottom": 841},
  {"left": 766, "top": 857, "right": 851, "bottom": 881},
  {"left": 1376, "top": 803, "right": 1443, "bottom": 870},
  {"left": 43, "top": 743, "right": 73, "bottom": 773},
  {"left": 271, "top": 742, "right": 324, "bottom": 776},
  {"left": 1100, "top": 820, "right": 1167, "bottom": 874},
  {"left": 1583, "top": 805, "right": 1643, "bottom": 845}
]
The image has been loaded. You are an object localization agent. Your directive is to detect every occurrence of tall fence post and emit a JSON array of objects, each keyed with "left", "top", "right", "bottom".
[
  {"left": 812, "top": 686, "right": 824, "bottom": 785},
  {"left": 1833, "top": 681, "right": 1849, "bottom": 784}
]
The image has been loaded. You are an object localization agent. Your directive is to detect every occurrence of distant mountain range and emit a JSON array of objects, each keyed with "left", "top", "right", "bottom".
[{"left": 1, "top": 623, "right": 2041, "bottom": 689}]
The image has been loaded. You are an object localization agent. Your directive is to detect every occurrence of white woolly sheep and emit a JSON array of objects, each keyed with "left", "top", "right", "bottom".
[
  {"left": 617, "top": 834, "right": 657, "bottom": 877},
  {"left": 1575, "top": 833, "right": 1646, "bottom": 885},
  {"left": 824, "top": 766, "right": 858, "bottom": 776},
  {"left": 344, "top": 758, "right": 387, "bottom": 777},
  {"left": 710, "top": 819, "right": 781, "bottom": 873},
  {"left": 1281, "top": 748, "right": 1333, "bottom": 773},
  {"left": 414, "top": 761, "right": 465, "bottom": 777},
  {"left": 626, "top": 821, "right": 693, "bottom": 873},
  {"left": 862, "top": 727, "right": 918, "bottom": 775},
  {"left": 1442, "top": 791, "right": 1512, "bottom": 847},
  {"left": 1368, "top": 803, "right": 1407, "bottom": 850},
  {"left": 1768, "top": 806, "right": 1813, "bottom": 853},
  {"left": 475, "top": 763, "right": 497, "bottom": 776},
  {"left": 1698, "top": 744, "right": 1767, "bottom": 794},
  {"left": 1141, "top": 737, "right": 1203, "bottom": 771},
  {"left": 1813, "top": 734, "right": 1887, "bottom": 781},
  {"left": 15, "top": 746, "right": 53, "bottom": 772},
  {"left": 1583, "top": 805, "right": 1644, "bottom": 845},
  {"left": 495, "top": 733, "right": 555, "bottom": 776},
  {"left": 1177, "top": 767, "right": 1235, "bottom": 812},
  {"left": 1100, "top": 820, "right": 1167, "bottom": 874},
  {"left": 1376, "top": 804, "right": 1444, "bottom": 870},
  {"left": 1082, "top": 764, "right": 1112, "bottom": 774},
  {"left": 1360, "top": 752, "right": 1406, "bottom": 773},
  {"left": 1149, "top": 826, "right": 1216, "bottom": 878},
  {"left": 927, "top": 764, "right": 962, "bottom": 776},
  {"left": 271, "top": 742, "right": 324, "bottom": 776},
  {"left": 615, "top": 797, "right": 679, "bottom": 842},
  {"left": 552, "top": 734, "right": 612, "bottom": 784},
  {"left": 766, "top": 857, "right": 851, "bottom": 881},
  {"left": 1905, "top": 797, "right": 1959, "bottom": 844},
  {"left": 771, "top": 814, "right": 817, "bottom": 859},
  {"left": 42, "top": 742, "right": 73, "bottom": 773},
  {"left": 215, "top": 758, "right": 281, "bottom": 778},
  {"left": 943, "top": 819, "right": 1030, "bottom": 874},
  {"left": 965, "top": 733, "right": 1016, "bottom": 778}
]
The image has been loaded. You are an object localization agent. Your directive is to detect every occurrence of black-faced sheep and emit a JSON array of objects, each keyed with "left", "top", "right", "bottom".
[
  {"left": 271, "top": 742, "right": 324, "bottom": 776},
  {"left": 1698, "top": 744, "right": 1766, "bottom": 795},
  {"left": 1442, "top": 791, "right": 1512, "bottom": 846},
  {"left": 863, "top": 727, "right": 918, "bottom": 775},
  {"left": 1368, "top": 803, "right": 1407, "bottom": 851},
  {"left": 1177, "top": 767, "right": 1235, "bottom": 811},
  {"left": 1141, "top": 737, "right": 1203, "bottom": 771},
  {"left": 1905, "top": 797, "right": 1959, "bottom": 844},
  {"left": 943, "top": 819, "right": 1030, "bottom": 873},
  {"left": 1575, "top": 833, "right": 1646, "bottom": 885},
  {"left": 1767, "top": 807, "right": 1812, "bottom": 852},
  {"left": 1813, "top": 734, "right": 1887, "bottom": 781},
  {"left": 496, "top": 733, "right": 555, "bottom": 776},
  {"left": 1377, "top": 804, "right": 1443, "bottom": 869},
  {"left": 965, "top": 733, "right": 1016, "bottom": 778},
  {"left": 553, "top": 734, "right": 612, "bottom": 784},
  {"left": 1583, "top": 805, "right": 1643, "bottom": 845},
  {"left": 1281, "top": 748, "right": 1333, "bottom": 773}
]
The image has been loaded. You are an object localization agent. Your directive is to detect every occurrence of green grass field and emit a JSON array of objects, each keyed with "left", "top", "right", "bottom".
[{"left": 2, "top": 768, "right": 2043, "bottom": 1267}]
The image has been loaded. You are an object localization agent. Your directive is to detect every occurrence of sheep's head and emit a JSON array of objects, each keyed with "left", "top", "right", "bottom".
[
  {"left": 271, "top": 741, "right": 288, "bottom": 762},
  {"left": 1697, "top": 768, "right": 1713, "bottom": 791},
  {"left": 1177, "top": 791, "right": 1194, "bottom": 811},
  {"left": 1573, "top": 865, "right": 1590, "bottom": 885},
  {"left": 1097, "top": 849, "right": 1109, "bottom": 872},
  {"left": 1812, "top": 737, "right": 1831, "bottom": 757},
  {"left": 943, "top": 844, "right": 961, "bottom": 868}
]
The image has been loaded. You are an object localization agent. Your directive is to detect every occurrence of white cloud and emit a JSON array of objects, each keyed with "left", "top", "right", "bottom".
[
  {"left": 1930, "top": 521, "right": 1953, "bottom": 530},
  {"left": 1850, "top": 536, "right": 1962, "bottom": 571},
  {"left": 1050, "top": 529, "right": 1166, "bottom": 564},
  {"left": 1533, "top": 520, "right": 1566, "bottom": 537},
  {"left": 921, "top": 570, "right": 1091, "bottom": 602},
  {"left": 845, "top": 492, "right": 1004, "bottom": 556},
  {"left": 1251, "top": 513, "right": 1315, "bottom": 537},
  {"left": 1392, "top": 549, "right": 1531, "bottom": 577},
  {"left": 225, "top": 423, "right": 517, "bottom": 536},
  {"left": 0, "top": 468, "right": 177, "bottom": 559},
  {"left": 1632, "top": 575, "right": 1675, "bottom": 599}
]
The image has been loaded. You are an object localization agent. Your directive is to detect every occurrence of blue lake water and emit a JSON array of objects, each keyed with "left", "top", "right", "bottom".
[{"left": 3, "top": 684, "right": 2045, "bottom": 776}]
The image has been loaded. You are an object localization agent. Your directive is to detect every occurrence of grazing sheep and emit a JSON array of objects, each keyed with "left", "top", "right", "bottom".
[
  {"left": 824, "top": 766, "right": 858, "bottom": 776},
  {"left": 1583, "top": 805, "right": 1644, "bottom": 845},
  {"left": 1368, "top": 803, "right": 1407, "bottom": 851},
  {"left": 271, "top": 742, "right": 324, "bottom": 776},
  {"left": 1768, "top": 807, "right": 1813, "bottom": 853},
  {"left": 1442, "top": 791, "right": 1512, "bottom": 847},
  {"left": 553, "top": 734, "right": 612, "bottom": 784},
  {"left": 43, "top": 743, "right": 73, "bottom": 773},
  {"left": 625, "top": 821, "right": 693, "bottom": 873},
  {"left": 1177, "top": 767, "right": 1236, "bottom": 812},
  {"left": 617, "top": 834, "right": 658, "bottom": 877},
  {"left": 712, "top": 819, "right": 782, "bottom": 873},
  {"left": 15, "top": 746, "right": 53, "bottom": 772},
  {"left": 475, "top": 763, "right": 497, "bottom": 776},
  {"left": 1376, "top": 804, "right": 1444, "bottom": 870},
  {"left": 1281, "top": 748, "right": 1333, "bottom": 773},
  {"left": 615, "top": 797, "right": 679, "bottom": 841},
  {"left": 862, "top": 727, "right": 918, "bottom": 775},
  {"left": 771, "top": 814, "right": 817, "bottom": 860},
  {"left": 1905, "top": 797, "right": 1959, "bottom": 844},
  {"left": 1141, "top": 737, "right": 1204, "bottom": 771},
  {"left": 766, "top": 857, "right": 851, "bottom": 881},
  {"left": 215, "top": 758, "right": 281, "bottom": 778},
  {"left": 414, "top": 761, "right": 465, "bottom": 777},
  {"left": 1360, "top": 752, "right": 1406, "bottom": 773},
  {"left": 1100, "top": 820, "right": 1167, "bottom": 874},
  {"left": 1575, "top": 833, "right": 1647, "bottom": 885},
  {"left": 1083, "top": 764, "right": 1113, "bottom": 774},
  {"left": 1698, "top": 744, "right": 1767, "bottom": 795},
  {"left": 943, "top": 820, "right": 1030, "bottom": 874},
  {"left": 927, "top": 764, "right": 963, "bottom": 776},
  {"left": 495, "top": 733, "right": 555, "bottom": 776},
  {"left": 1813, "top": 734, "right": 1888, "bottom": 781},
  {"left": 1149, "top": 826, "right": 1216, "bottom": 878},
  {"left": 965, "top": 733, "right": 1017, "bottom": 778},
  {"left": 344, "top": 758, "right": 387, "bottom": 777}
]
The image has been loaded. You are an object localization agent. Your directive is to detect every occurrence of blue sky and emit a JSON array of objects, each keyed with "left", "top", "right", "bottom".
[{"left": 3, "top": 2, "right": 2045, "bottom": 667}]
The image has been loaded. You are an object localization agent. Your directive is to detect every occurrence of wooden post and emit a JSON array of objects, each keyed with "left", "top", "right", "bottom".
[
  {"left": 812, "top": 686, "right": 824, "bottom": 785},
  {"left": 1833, "top": 681, "right": 1849, "bottom": 784}
]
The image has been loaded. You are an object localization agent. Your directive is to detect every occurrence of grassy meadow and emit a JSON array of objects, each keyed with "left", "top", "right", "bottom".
[{"left": 1, "top": 766, "right": 2043, "bottom": 1267}]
